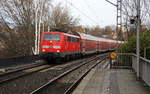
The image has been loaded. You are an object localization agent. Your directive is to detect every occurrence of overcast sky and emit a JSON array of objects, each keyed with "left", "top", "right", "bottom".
[{"left": 52, "top": 0, "right": 117, "bottom": 27}]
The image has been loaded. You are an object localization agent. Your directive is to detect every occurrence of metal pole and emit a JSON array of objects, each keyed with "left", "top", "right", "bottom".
[
  {"left": 110, "top": 58, "right": 112, "bottom": 69},
  {"left": 136, "top": 0, "right": 140, "bottom": 78},
  {"left": 144, "top": 48, "right": 146, "bottom": 58},
  {"left": 105, "top": 0, "right": 122, "bottom": 40}
]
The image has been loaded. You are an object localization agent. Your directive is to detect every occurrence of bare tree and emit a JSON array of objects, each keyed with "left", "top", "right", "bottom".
[
  {"left": 87, "top": 25, "right": 115, "bottom": 39},
  {"left": 34, "top": 0, "right": 51, "bottom": 54},
  {"left": 0, "top": 1, "right": 80, "bottom": 57},
  {"left": 0, "top": 0, "right": 51, "bottom": 57},
  {"left": 122, "top": 0, "right": 148, "bottom": 24},
  {"left": 48, "top": 4, "right": 79, "bottom": 30},
  {"left": 122, "top": 0, "right": 150, "bottom": 40}
]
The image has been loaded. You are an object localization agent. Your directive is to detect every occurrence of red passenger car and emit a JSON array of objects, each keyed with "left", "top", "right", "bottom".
[
  {"left": 78, "top": 33, "right": 100, "bottom": 54},
  {"left": 78, "top": 32, "right": 121, "bottom": 54},
  {"left": 40, "top": 30, "right": 122, "bottom": 63}
]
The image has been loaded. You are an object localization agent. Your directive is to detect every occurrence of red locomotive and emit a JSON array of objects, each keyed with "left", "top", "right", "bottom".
[{"left": 40, "top": 30, "right": 121, "bottom": 63}]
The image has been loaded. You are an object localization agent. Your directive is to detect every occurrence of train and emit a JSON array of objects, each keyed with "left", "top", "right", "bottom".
[{"left": 40, "top": 30, "right": 122, "bottom": 63}]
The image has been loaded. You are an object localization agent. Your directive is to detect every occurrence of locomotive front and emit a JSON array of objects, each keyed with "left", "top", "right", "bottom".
[
  {"left": 41, "top": 32, "right": 62, "bottom": 53},
  {"left": 40, "top": 31, "right": 81, "bottom": 63}
]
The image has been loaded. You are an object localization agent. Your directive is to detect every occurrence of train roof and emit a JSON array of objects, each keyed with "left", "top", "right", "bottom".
[
  {"left": 42, "top": 31, "right": 124, "bottom": 43},
  {"left": 42, "top": 31, "right": 80, "bottom": 38},
  {"left": 49, "top": 29, "right": 80, "bottom": 36},
  {"left": 78, "top": 32, "right": 123, "bottom": 43}
]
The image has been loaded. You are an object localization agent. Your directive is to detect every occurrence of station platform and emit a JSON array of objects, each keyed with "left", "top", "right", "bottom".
[{"left": 72, "top": 63, "right": 150, "bottom": 94}]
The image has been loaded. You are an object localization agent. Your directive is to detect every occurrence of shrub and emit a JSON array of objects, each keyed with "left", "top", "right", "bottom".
[{"left": 118, "top": 31, "right": 150, "bottom": 59}]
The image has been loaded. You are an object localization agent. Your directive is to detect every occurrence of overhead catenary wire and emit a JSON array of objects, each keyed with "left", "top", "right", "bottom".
[
  {"left": 65, "top": 0, "right": 99, "bottom": 25},
  {"left": 82, "top": 0, "right": 103, "bottom": 25}
]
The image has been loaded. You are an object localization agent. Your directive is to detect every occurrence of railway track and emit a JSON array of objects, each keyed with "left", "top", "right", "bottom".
[
  {"left": 0, "top": 62, "right": 51, "bottom": 84},
  {"left": 0, "top": 61, "right": 46, "bottom": 74},
  {"left": 0, "top": 53, "right": 108, "bottom": 94},
  {"left": 0, "top": 57, "right": 87, "bottom": 84},
  {"left": 30, "top": 54, "right": 107, "bottom": 94},
  {"left": 0, "top": 56, "right": 91, "bottom": 84},
  {"left": 64, "top": 59, "right": 109, "bottom": 94}
]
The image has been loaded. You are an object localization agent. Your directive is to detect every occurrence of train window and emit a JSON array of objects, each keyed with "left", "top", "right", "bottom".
[
  {"left": 72, "top": 37, "right": 76, "bottom": 42},
  {"left": 44, "top": 34, "right": 60, "bottom": 41},
  {"left": 75, "top": 37, "right": 79, "bottom": 42},
  {"left": 67, "top": 36, "right": 72, "bottom": 42},
  {"left": 67, "top": 36, "right": 79, "bottom": 42},
  {"left": 72, "top": 37, "right": 79, "bottom": 42},
  {"left": 76, "top": 38, "right": 79, "bottom": 42}
]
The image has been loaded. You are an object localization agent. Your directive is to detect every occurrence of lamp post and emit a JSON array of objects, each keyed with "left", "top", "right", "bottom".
[{"left": 136, "top": 0, "right": 140, "bottom": 78}]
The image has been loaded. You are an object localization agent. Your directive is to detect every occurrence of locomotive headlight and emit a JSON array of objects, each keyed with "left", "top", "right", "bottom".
[
  {"left": 42, "top": 49, "right": 46, "bottom": 52},
  {"left": 57, "top": 50, "right": 60, "bottom": 52},
  {"left": 42, "top": 45, "right": 49, "bottom": 48},
  {"left": 53, "top": 46, "right": 61, "bottom": 49}
]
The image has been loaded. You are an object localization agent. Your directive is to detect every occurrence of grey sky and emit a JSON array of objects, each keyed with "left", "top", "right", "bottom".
[{"left": 52, "top": 0, "right": 117, "bottom": 27}]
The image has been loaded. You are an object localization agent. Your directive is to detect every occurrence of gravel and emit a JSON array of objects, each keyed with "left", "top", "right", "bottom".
[
  {"left": 0, "top": 55, "right": 97, "bottom": 94},
  {"left": 35, "top": 57, "right": 106, "bottom": 94}
]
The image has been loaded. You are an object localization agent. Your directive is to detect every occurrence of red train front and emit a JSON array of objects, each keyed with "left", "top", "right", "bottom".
[{"left": 40, "top": 31, "right": 81, "bottom": 63}]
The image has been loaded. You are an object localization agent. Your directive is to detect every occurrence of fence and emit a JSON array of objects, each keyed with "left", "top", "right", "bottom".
[
  {"left": 110, "top": 53, "right": 150, "bottom": 86},
  {"left": 110, "top": 53, "right": 132, "bottom": 69},
  {"left": 132, "top": 54, "right": 150, "bottom": 86}
]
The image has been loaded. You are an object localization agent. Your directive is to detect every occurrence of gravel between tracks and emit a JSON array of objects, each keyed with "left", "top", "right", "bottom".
[
  {"left": 0, "top": 55, "right": 98, "bottom": 94},
  {"left": 33, "top": 57, "right": 107, "bottom": 94}
]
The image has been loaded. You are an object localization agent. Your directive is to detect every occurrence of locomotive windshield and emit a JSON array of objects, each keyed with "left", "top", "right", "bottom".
[{"left": 43, "top": 34, "right": 60, "bottom": 41}]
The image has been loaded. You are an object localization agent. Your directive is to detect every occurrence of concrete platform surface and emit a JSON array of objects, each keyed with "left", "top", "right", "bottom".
[{"left": 72, "top": 64, "right": 150, "bottom": 94}]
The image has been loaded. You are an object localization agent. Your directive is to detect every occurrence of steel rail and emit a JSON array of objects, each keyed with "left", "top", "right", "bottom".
[
  {"left": 30, "top": 54, "right": 106, "bottom": 94},
  {"left": 0, "top": 64, "right": 52, "bottom": 84},
  {"left": 63, "top": 57, "right": 106, "bottom": 94},
  {"left": 0, "top": 54, "right": 97, "bottom": 76},
  {"left": 0, "top": 54, "right": 100, "bottom": 84},
  {"left": 0, "top": 61, "right": 46, "bottom": 76}
]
